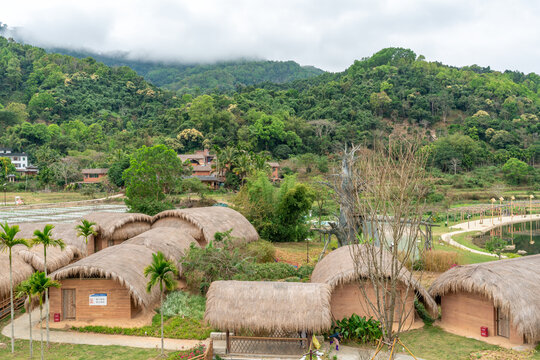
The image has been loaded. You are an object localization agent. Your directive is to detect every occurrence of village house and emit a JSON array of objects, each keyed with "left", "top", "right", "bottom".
[
  {"left": 82, "top": 168, "right": 109, "bottom": 183},
  {"left": 429, "top": 255, "right": 540, "bottom": 348},
  {"left": 0, "top": 147, "right": 38, "bottom": 176}
]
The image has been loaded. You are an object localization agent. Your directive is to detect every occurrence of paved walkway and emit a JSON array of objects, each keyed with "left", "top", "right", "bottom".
[
  {"left": 440, "top": 214, "right": 540, "bottom": 257},
  {"left": 2, "top": 309, "right": 205, "bottom": 351}
]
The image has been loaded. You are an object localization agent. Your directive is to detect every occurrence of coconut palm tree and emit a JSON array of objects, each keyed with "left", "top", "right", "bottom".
[
  {"left": 233, "top": 151, "right": 253, "bottom": 183},
  {"left": 32, "top": 224, "right": 64, "bottom": 346},
  {"left": 28, "top": 272, "right": 60, "bottom": 360},
  {"left": 0, "top": 222, "right": 30, "bottom": 353},
  {"left": 16, "top": 279, "right": 35, "bottom": 359},
  {"left": 144, "top": 251, "right": 178, "bottom": 356},
  {"left": 75, "top": 219, "right": 97, "bottom": 255}
]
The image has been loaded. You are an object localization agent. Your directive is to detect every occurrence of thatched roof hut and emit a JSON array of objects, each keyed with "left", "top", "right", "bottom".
[
  {"left": 13, "top": 222, "right": 86, "bottom": 273},
  {"left": 429, "top": 255, "right": 540, "bottom": 341},
  {"left": 152, "top": 207, "right": 258, "bottom": 246},
  {"left": 83, "top": 212, "right": 152, "bottom": 243},
  {"left": 0, "top": 252, "right": 34, "bottom": 300},
  {"left": 124, "top": 227, "right": 199, "bottom": 270},
  {"left": 205, "top": 281, "right": 332, "bottom": 333},
  {"left": 51, "top": 244, "right": 159, "bottom": 307},
  {"left": 311, "top": 244, "right": 438, "bottom": 317}
]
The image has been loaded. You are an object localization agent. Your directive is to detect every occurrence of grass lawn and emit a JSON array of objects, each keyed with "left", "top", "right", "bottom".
[
  {"left": 0, "top": 323, "right": 167, "bottom": 360},
  {"left": 433, "top": 242, "right": 495, "bottom": 264},
  {"left": 0, "top": 191, "right": 109, "bottom": 206},
  {"left": 399, "top": 325, "right": 540, "bottom": 360},
  {"left": 273, "top": 238, "right": 338, "bottom": 266},
  {"left": 452, "top": 231, "right": 485, "bottom": 252}
]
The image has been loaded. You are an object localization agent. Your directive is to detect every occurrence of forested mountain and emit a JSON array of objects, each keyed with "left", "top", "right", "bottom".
[
  {"left": 48, "top": 48, "right": 325, "bottom": 94},
  {"left": 0, "top": 37, "right": 538, "bottom": 185}
]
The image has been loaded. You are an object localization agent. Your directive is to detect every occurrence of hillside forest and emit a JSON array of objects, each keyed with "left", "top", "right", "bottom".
[{"left": 0, "top": 37, "right": 539, "bottom": 196}]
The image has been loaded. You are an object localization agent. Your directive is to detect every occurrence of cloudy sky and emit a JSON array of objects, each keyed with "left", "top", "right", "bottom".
[{"left": 2, "top": 0, "right": 540, "bottom": 73}]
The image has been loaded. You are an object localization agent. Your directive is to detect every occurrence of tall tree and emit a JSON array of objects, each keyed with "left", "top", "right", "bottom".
[
  {"left": 28, "top": 272, "right": 60, "bottom": 360},
  {"left": 32, "top": 224, "right": 65, "bottom": 347},
  {"left": 0, "top": 222, "right": 30, "bottom": 353},
  {"left": 144, "top": 251, "right": 178, "bottom": 356},
  {"left": 16, "top": 279, "right": 35, "bottom": 358}
]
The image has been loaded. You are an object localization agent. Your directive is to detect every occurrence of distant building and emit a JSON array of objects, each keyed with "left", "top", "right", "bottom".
[
  {"left": 82, "top": 168, "right": 109, "bottom": 183},
  {"left": 268, "top": 162, "right": 280, "bottom": 181},
  {"left": 0, "top": 147, "right": 38, "bottom": 176},
  {"left": 178, "top": 149, "right": 214, "bottom": 166}
]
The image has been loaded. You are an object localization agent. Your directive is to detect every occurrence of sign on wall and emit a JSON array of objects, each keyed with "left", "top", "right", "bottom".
[{"left": 89, "top": 293, "right": 107, "bottom": 306}]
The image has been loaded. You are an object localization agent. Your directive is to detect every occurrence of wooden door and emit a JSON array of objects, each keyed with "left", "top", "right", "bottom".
[
  {"left": 496, "top": 308, "right": 509, "bottom": 338},
  {"left": 62, "top": 289, "right": 76, "bottom": 320}
]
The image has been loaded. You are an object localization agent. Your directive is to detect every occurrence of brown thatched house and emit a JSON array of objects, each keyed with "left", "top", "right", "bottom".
[
  {"left": 124, "top": 227, "right": 199, "bottom": 271},
  {"left": 152, "top": 207, "right": 259, "bottom": 246},
  {"left": 0, "top": 252, "right": 34, "bottom": 305},
  {"left": 429, "top": 255, "right": 540, "bottom": 347},
  {"left": 311, "top": 245, "right": 437, "bottom": 328},
  {"left": 83, "top": 212, "right": 152, "bottom": 253},
  {"left": 49, "top": 244, "right": 160, "bottom": 322},
  {"left": 205, "top": 281, "right": 332, "bottom": 356}
]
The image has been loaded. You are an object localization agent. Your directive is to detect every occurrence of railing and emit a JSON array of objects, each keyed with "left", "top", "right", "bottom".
[
  {"left": 229, "top": 335, "right": 308, "bottom": 356},
  {"left": 0, "top": 296, "right": 25, "bottom": 321}
]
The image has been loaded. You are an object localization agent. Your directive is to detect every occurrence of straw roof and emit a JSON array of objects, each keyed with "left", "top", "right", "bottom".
[
  {"left": 429, "top": 255, "right": 540, "bottom": 341},
  {"left": 311, "top": 244, "right": 438, "bottom": 317},
  {"left": 14, "top": 222, "right": 86, "bottom": 273},
  {"left": 83, "top": 212, "right": 152, "bottom": 241},
  {"left": 152, "top": 207, "right": 258, "bottom": 245},
  {"left": 0, "top": 252, "right": 34, "bottom": 300},
  {"left": 51, "top": 244, "right": 159, "bottom": 307},
  {"left": 124, "top": 227, "right": 199, "bottom": 271},
  {"left": 205, "top": 281, "right": 332, "bottom": 333}
]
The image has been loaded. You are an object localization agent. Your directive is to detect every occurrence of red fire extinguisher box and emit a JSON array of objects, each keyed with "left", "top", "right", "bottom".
[
  {"left": 480, "top": 326, "right": 488, "bottom": 337},
  {"left": 53, "top": 313, "right": 60, "bottom": 322}
]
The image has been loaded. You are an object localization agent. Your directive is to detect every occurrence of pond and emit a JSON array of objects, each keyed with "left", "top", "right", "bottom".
[{"left": 473, "top": 219, "right": 540, "bottom": 255}]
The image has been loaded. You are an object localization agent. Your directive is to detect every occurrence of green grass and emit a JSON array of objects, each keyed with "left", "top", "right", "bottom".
[
  {"left": 433, "top": 242, "right": 496, "bottom": 264},
  {"left": 452, "top": 231, "right": 485, "bottom": 252},
  {"left": 0, "top": 327, "right": 166, "bottom": 359},
  {"left": 400, "top": 325, "right": 539, "bottom": 360}
]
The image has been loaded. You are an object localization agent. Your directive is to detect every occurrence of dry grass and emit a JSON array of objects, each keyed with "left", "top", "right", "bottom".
[
  {"left": 0, "top": 192, "right": 105, "bottom": 206},
  {"left": 422, "top": 250, "right": 461, "bottom": 272}
]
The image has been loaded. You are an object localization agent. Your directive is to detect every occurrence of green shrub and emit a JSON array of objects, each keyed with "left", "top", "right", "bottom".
[
  {"left": 414, "top": 299, "right": 435, "bottom": 325},
  {"left": 297, "top": 264, "right": 314, "bottom": 279},
  {"left": 161, "top": 291, "right": 206, "bottom": 319},
  {"left": 168, "top": 344, "right": 206, "bottom": 359},
  {"left": 330, "top": 314, "right": 382, "bottom": 344},
  {"left": 243, "top": 240, "right": 276, "bottom": 263},
  {"left": 234, "top": 262, "right": 297, "bottom": 281}
]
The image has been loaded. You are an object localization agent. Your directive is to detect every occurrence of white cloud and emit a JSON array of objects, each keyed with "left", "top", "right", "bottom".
[{"left": 2, "top": 0, "right": 540, "bottom": 73}]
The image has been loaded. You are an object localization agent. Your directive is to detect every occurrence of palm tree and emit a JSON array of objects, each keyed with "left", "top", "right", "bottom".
[
  {"left": 16, "top": 279, "right": 35, "bottom": 359},
  {"left": 75, "top": 219, "right": 97, "bottom": 255},
  {"left": 217, "top": 146, "right": 237, "bottom": 176},
  {"left": 233, "top": 151, "right": 253, "bottom": 183},
  {"left": 0, "top": 222, "right": 30, "bottom": 353},
  {"left": 144, "top": 251, "right": 178, "bottom": 356},
  {"left": 32, "top": 224, "right": 65, "bottom": 346},
  {"left": 28, "top": 272, "right": 60, "bottom": 360}
]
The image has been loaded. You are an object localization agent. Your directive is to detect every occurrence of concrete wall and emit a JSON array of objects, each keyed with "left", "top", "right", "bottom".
[
  {"left": 49, "top": 278, "right": 135, "bottom": 321},
  {"left": 440, "top": 291, "right": 524, "bottom": 345},
  {"left": 330, "top": 281, "right": 415, "bottom": 328}
]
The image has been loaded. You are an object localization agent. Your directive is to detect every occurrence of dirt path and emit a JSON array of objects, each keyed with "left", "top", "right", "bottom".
[
  {"left": 440, "top": 214, "right": 540, "bottom": 256},
  {"left": 2, "top": 309, "right": 206, "bottom": 351}
]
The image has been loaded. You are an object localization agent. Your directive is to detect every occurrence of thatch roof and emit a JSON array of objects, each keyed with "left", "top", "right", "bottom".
[
  {"left": 51, "top": 244, "right": 159, "bottom": 307},
  {"left": 83, "top": 212, "right": 152, "bottom": 241},
  {"left": 311, "top": 244, "right": 438, "bottom": 317},
  {"left": 429, "top": 255, "right": 540, "bottom": 341},
  {"left": 152, "top": 207, "right": 258, "bottom": 246},
  {"left": 205, "top": 281, "right": 332, "bottom": 333},
  {"left": 124, "top": 227, "right": 199, "bottom": 271},
  {"left": 0, "top": 252, "right": 34, "bottom": 300},
  {"left": 14, "top": 222, "right": 86, "bottom": 273}
]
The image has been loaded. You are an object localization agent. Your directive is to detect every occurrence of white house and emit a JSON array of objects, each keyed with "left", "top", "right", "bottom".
[{"left": 0, "top": 147, "right": 30, "bottom": 172}]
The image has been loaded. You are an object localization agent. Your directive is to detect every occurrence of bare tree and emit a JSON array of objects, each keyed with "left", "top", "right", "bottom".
[
  {"left": 449, "top": 157, "right": 461, "bottom": 175},
  {"left": 336, "top": 138, "right": 430, "bottom": 356}
]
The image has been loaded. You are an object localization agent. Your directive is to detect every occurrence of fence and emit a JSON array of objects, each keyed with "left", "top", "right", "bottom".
[{"left": 0, "top": 296, "right": 25, "bottom": 321}]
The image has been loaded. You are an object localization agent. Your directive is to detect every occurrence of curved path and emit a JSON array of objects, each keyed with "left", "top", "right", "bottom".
[
  {"left": 440, "top": 214, "right": 540, "bottom": 257},
  {"left": 2, "top": 309, "right": 205, "bottom": 351}
]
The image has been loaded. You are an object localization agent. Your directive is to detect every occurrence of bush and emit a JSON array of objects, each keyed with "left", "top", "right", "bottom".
[
  {"left": 126, "top": 197, "right": 174, "bottom": 216},
  {"left": 168, "top": 344, "right": 206, "bottom": 360},
  {"left": 161, "top": 291, "right": 206, "bottom": 319},
  {"left": 242, "top": 240, "right": 276, "bottom": 263},
  {"left": 330, "top": 314, "right": 382, "bottom": 344},
  {"left": 234, "top": 262, "right": 298, "bottom": 281},
  {"left": 414, "top": 299, "right": 435, "bottom": 325},
  {"left": 421, "top": 250, "right": 460, "bottom": 272}
]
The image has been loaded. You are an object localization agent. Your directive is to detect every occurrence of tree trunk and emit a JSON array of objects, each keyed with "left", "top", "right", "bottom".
[
  {"left": 160, "top": 284, "right": 164, "bottom": 356},
  {"left": 44, "top": 248, "right": 50, "bottom": 346},
  {"left": 28, "top": 296, "right": 33, "bottom": 359},
  {"left": 9, "top": 249, "right": 14, "bottom": 353},
  {"left": 40, "top": 301, "right": 44, "bottom": 360}
]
